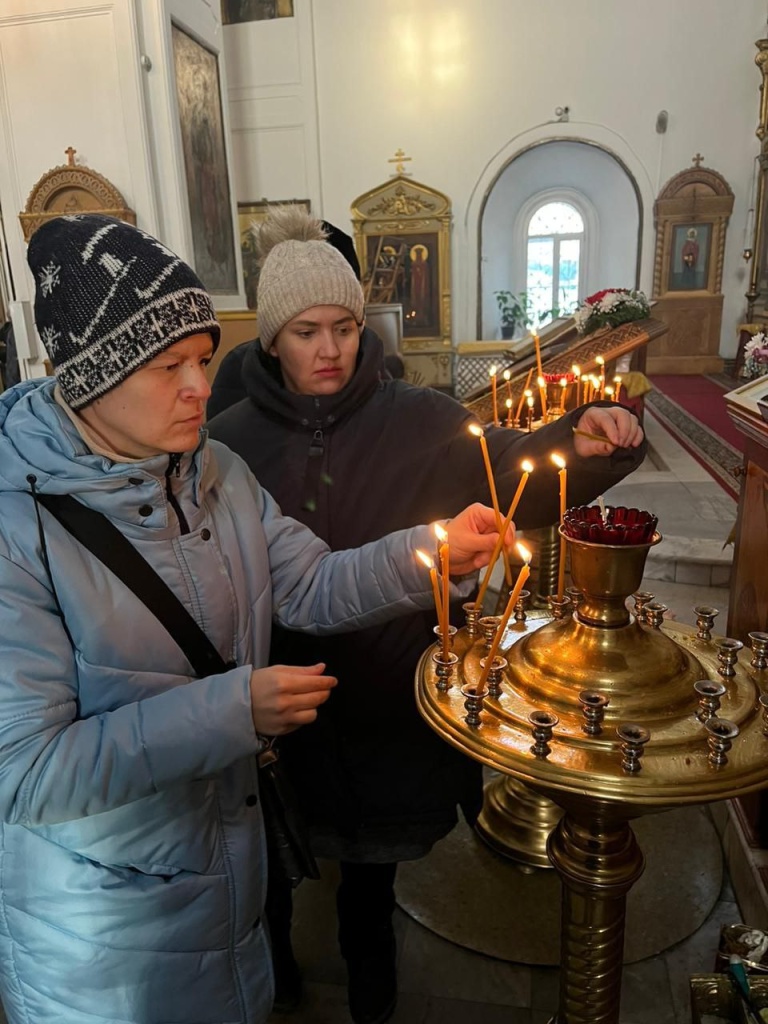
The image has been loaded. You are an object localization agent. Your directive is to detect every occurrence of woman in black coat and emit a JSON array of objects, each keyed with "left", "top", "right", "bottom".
[{"left": 207, "top": 209, "right": 645, "bottom": 1024}]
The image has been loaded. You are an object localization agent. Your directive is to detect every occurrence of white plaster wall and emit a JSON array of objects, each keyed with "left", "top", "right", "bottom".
[
  {"left": 307, "top": 0, "right": 765, "bottom": 357},
  {"left": 480, "top": 141, "right": 640, "bottom": 338}
]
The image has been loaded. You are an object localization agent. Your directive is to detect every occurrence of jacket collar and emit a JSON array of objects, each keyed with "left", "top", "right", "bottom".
[{"left": 241, "top": 328, "right": 386, "bottom": 428}]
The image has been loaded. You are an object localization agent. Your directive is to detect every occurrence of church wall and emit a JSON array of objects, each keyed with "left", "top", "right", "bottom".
[{"left": 306, "top": 0, "right": 764, "bottom": 359}]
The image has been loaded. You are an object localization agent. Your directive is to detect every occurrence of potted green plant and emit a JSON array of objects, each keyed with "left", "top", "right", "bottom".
[{"left": 494, "top": 290, "right": 546, "bottom": 339}]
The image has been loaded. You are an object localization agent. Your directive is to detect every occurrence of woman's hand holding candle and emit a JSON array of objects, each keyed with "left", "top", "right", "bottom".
[
  {"left": 572, "top": 406, "right": 644, "bottom": 456},
  {"left": 474, "top": 460, "right": 533, "bottom": 610}
]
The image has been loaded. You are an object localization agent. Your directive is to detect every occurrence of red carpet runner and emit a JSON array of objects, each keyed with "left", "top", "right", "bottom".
[{"left": 645, "top": 374, "right": 743, "bottom": 500}]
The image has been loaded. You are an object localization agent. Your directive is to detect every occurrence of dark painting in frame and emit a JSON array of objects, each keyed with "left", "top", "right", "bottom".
[
  {"left": 172, "top": 24, "right": 238, "bottom": 294},
  {"left": 668, "top": 222, "right": 712, "bottom": 292},
  {"left": 364, "top": 232, "right": 440, "bottom": 339},
  {"left": 221, "top": 0, "right": 293, "bottom": 25},
  {"left": 237, "top": 199, "right": 310, "bottom": 310}
]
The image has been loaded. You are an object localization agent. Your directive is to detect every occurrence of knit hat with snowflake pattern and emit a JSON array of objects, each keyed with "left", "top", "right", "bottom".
[
  {"left": 27, "top": 214, "right": 220, "bottom": 409},
  {"left": 254, "top": 206, "right": 365, "bottom": 350}
]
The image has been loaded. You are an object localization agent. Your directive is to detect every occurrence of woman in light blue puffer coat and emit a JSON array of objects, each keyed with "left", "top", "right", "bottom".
[{"left": 0, "top": 215, "right": 499, "bottom": 1024}]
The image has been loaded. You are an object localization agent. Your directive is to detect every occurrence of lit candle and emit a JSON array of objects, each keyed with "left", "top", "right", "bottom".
[
  {"left": 477, "top": 543, "right": 532, "bottom": 690},
  {"left": 489, "top": 365, "right": 499, "bottom": 426},
  {"left": 503, "top": 369, "right": 513, "bottom": 406},
  {"left": 596, "top": 356, "right": 605, "bottom": 400},
  {"left": 551, "top": 453, "right": 567, "bottom": 601},
  {"left": 475, "top": 460, "right": 534, "bottom": 611},
  {"left": 416, "top": 549, "right": 443, "bottom": 627},
  {"left": 614, "top": 375, "right": 623, "bottom": 403},
  {"left": 589, "top": 376, "right": 600, "bottom": 403},
  {"left": 468, "top": 424, "right": 511, "bottom": 583},
  {"left": 537, "top": 375, "right": 548, "bottom": 421},
  {"left": 580, "top": 374, "right": 590, "bottom": 406},
  {"left": 605, "top": 385, "right": 615, "bottom": 401},
  {"left": 505, "top": 397, "right": 513, "bottom": 428},
  {"left": 533, "top": 332, "right": 544, "bottom": 382},
  {"left": 526, "top": 394, "right": 534, "bottom": 431},
  {"left": 434, "top": 523, "right": 450, "bottom": 659},
  {"left": 514, "top": 367, "right": 535, "bottom": 422},
  {"left": 559, "top": 377, "right": 568, "bottom": 411},
  {"left": 572, "top": 364, "right": 581, "bottom": 379}
]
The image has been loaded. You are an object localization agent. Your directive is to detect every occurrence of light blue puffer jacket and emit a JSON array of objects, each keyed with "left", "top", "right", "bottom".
[{"left": 0, "top": 379, "right": 441, "bottom": 1024}]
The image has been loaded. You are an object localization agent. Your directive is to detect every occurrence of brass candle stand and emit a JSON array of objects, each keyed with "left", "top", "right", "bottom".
[{"left": 416, "top": 523, "right": 768, "bottom": 1024}]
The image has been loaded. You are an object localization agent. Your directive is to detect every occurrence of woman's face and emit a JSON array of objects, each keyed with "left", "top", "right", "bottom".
[
  {"left": 269, "top": 305, "right": 362, "bottom": 395},
  {"left": 78, "top": 333, "right": 214, "bottom": 458}
]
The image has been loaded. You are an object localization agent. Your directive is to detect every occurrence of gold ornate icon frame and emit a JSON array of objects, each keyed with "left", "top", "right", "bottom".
[
  {"left": 19, "top": 148, "right": 135, "bottom": 242},
  {"left": 351, "top": 174, "right": 452, "bottom": 352}
]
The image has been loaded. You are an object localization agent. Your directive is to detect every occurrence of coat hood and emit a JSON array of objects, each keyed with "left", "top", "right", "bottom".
[
  {"left": 240, "top": 327, "right": 386, "bottom": 429},
  {"left": 0, "top": 378, "right": 212, "bottom": 520}
]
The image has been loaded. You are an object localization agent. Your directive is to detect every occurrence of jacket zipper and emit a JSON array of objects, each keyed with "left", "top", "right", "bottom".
[{"left": 165, "top": 453, "right": 190, "bottom": 534}]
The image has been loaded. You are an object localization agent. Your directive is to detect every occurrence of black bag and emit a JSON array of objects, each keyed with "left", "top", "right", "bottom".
[{"left": 37, "top": 492, "right": 320, "bottom": 887}]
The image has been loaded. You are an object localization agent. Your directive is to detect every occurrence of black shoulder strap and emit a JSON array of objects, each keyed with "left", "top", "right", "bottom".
[{"left": 36, "top": 493, "right": 230, "bottom": 679}]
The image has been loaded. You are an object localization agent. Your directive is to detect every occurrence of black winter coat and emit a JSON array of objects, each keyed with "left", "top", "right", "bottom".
[{"left": 207, "top": 331, "right": 646, "bottom": 859}]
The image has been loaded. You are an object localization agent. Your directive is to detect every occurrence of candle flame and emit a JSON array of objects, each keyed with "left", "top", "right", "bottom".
[
  {"left": 489, "top": 365, "right": 497, "bottom": 377},
  {"left": 605, "top": 385, "right": 614, "bottom": 396},
  {"left": 517, "top": 542, "right": 532, "bottom": 563},
  {"left": 551, "top": 452, "right": 566, "bottom": 470},
  {"left": 503, "top": 369, "right": 511, "bottom": 381},
  {"left": 537, "top": 376, "right": 545, "bottom": 388},
  {"left": 526, "top": 396, "right": 534, "bottom": 407},
  {"left": 468, "top": 423, "right": 484, "bottom": 438},
  {"left": 596, "top": 355, "right": 605, "bottom": 366},
  {"left": 505, "top": 397, "right": 513, "bottom": 409},
  {"left": 559, "top": 378, "right": 567, "bottom": 388},
  {"left": 524, "top": 388, "right": 532, "bottom": 397},
  {"left": 415, "top": 549, "right": 434, "bottom": 570},
  {"left": 614, "top": 374, "right": 622, "bottom": 383},
  {"left": 433, "top": 523, "right": 448, "bottom": 543},
  {"left": 521, "top": 459, "right": 534, "bottom": 473},
  {"left": 591, "top": 375, "right": 600, "bottom": 386},
  {"left": 581, "top": 374, "right": 589, "bottom": 382},
  {"left": 572, "top": 364, "right": 580, "bottom": 376}
]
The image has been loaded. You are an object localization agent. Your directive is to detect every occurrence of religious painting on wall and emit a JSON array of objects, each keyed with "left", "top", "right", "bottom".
[
  {"left": 171, "top": 24, "right": 238, "bottom": 294},
  {"left": 667, "top": 222, "right": 712, "bottom": 292},
  {"left": 221, "top": 0, "right": 293, "bottom": 24},
  {"left": 237, "top": 199, "right": 310, "bottom": 310},
  {"left": 363, "top": 233, "right": 440, "bottom": 339}
]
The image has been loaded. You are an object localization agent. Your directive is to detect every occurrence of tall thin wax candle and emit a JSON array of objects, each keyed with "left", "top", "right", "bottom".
[
  {"left": 537, "top": 376, "right": 548, "bottom": 421},
  {"left": 551, "top": 453, "right": 567, "bottom": 600},
  {"left": 434, "top": 524, "right": 450, "bottom": 659},
  {"left": 533, "top": 333, "right": 544, "bottom": 382},
  {"left": 514, "top": 367, "right": 535, "bottom": 422},
  {"left": 416, "top": 549, "right": 443, "bottom": 626},
  {"left": 475, "top": 461, "right": 534, "bottom": 611},
  {"left": 489, "top": 365, "right": 499, "bottom": 426},
  {"left": 469, "top": 424, "right": 511, "bottom": 583},
  {"left": 477, "top": 544, "right": 532, "bottom": 690}
]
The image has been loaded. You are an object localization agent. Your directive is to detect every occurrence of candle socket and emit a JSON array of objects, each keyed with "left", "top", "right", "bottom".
[
  {"left": 694, "top": 605, "right": 720, "bottom": 642},
  {"left": 548, "top": 595, "right": 572, "bottom": 620},
  {"left": 617, "top": 723, "right": 650, "bottom": 773},
  {"left": 481, "top": 655, "right": 507, "bottom": 698},
  {"left": 566, "top": 586, "right": 584, "bottom": 609},
  {"left": 433, "top": 623, "right": 458, "bottom": 652},
  {"left": 705, "top": 717, "right": 739, "bottom": 768},
  {"left": 529, "top": 710, "right": 559, "bottom": 758},
  {"left": 644, "top": 601, "right": 668, "bottom": 630},
  {"left": 478, "top": 615, "right": 502, "bottom": 651},
  {"left": 462, "top": 602, "right": 482, "bottom": 638},
  {"left": 461, "top": 682, "right": 488, "bottom": 727},
  {"left": 748, "top": 631, "right": 768, "bottom": 671},
  {"left": 715, "top": 638, "right": 744, "bottom": 679},
  {"left": 513, "top": 589, "right": 531, "bottom": 623},
  {"left": 632, "top": 591, "right": 655, "bottom": 623},
  {"left": 693, "top": 679, "right": 726, "bottom": 723},
  {"left": 579, "top": 690, "right": 610, "bottom": 736},
  {"left": 432, "top": 650, "right": 459, "bottom": 691}
]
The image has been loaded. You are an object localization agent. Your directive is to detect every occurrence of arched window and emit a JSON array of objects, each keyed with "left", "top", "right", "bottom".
[{"left": 526, "top": 201, "right": 584, "bottom": 326}]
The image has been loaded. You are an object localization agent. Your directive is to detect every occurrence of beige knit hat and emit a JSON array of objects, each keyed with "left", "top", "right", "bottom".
[{"left": 254, "top": 207, "right": 365, "bottom": 350}]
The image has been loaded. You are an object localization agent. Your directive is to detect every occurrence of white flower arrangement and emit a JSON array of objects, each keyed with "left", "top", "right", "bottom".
[
  {"left": 742, "top": 331, "right": 768, "bottom": 381},
  {"left": 574, "top": 288, "right": 650, "bottom": 337}
]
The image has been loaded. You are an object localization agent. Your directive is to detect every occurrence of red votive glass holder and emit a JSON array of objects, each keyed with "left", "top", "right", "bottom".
[{"left": 562, "top": 505, "right": 658, "bottom": 545}]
